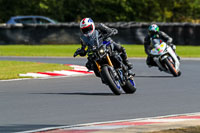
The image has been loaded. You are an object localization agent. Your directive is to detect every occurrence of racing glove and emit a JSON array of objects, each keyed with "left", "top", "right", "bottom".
[
  {"left": 73, "top": 48, "right": 87, "bottom": 57},
  {"left": 73, "top": 48, "right": 81, "bottom": 57}
]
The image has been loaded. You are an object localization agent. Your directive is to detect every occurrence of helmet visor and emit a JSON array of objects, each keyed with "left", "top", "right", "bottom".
[
  {"left": 81, "top": 25, "right": 93, "bottom": 35},
  {"left": 149, "top": 30, "right": 158, "bottom": 37}
]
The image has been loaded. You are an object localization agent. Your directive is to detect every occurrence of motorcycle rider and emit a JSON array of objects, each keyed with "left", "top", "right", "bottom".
[
  {"left": 144, "top": 24, "right": 180, "bottom": 67},
  {"left": 73, "top": 18, "right": 134, "bottom": 76}
]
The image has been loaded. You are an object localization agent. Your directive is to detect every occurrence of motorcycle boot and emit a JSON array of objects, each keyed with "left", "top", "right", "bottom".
[
  {"left": 120, "top": 48, "right": 135, "bottom": 76},
  {"left": 128, "top": 70, "right": 135, "bottom": 77},
  {"left": 86, "top": 61, "right": 93, "bottom": 71},
  {"left": 121, "top": 47, "right": 133, "bottom": 70},
  {"left": 146, "top": 56, "right": 157, "bottom": 67}
]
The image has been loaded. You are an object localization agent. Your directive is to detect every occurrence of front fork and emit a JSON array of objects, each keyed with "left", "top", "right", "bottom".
[
  {"left": 95, "top": 54, "right": 120, "bottom": 85},
  {"left": 95, "top": 54, "right": 114, "bottom": 72}
]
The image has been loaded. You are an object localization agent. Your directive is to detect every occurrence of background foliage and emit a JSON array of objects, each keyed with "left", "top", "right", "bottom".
[{"left": 0, "top": 0, "right": 200, "bottom": 23}]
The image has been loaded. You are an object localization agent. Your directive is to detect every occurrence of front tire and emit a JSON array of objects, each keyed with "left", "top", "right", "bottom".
[
  {"left": 164, "top": 58, "right": 180, "bottom": 77},
  {"left": 101, "top": 65, "right": 122, "bottom": 95}
]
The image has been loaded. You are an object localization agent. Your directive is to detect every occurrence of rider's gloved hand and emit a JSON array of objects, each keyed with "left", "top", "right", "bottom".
[
  {"left": 111, "top": 28, "right": 118, "bottom": 35},
  {"left": 167, "top": 41, "right": 176, "bottom": 51},
  {"left": 73, "top": 48, "right": 81, "bottom": 57},
  {"left": 73, "top": 52, "right": 78, "bottom": 57},
  {"left": 105, "top": 28, "right": 118, "bottom": 38},
  {"left": 167, "top": 41, "right": 173, "bottom": 46},
  {"left": 172, "top": 45, "right": 176, "bottom": 51}
]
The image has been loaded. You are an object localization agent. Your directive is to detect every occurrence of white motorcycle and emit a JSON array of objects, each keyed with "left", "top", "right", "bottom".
[{"left": 150, "top": 38, "right": 181, "bottom": 77}]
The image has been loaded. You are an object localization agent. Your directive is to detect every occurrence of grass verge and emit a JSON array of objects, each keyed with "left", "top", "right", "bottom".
[
  {"left": 0, "top": 61, "right": 71, "bottom": 80},
  {"left": 149, "top": 126, "right": 200, "bottom": 133},
  {"left": 0, "top": 45, "right": 80, "bottom": 57},
  {"left": 0, "top": 45, "right": 200, "bottom": 57},
  {"left": 124, "top": 45, "right": 200, "bottom": 57}
]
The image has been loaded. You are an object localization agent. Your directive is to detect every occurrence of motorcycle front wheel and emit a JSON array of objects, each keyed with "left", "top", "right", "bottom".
[
  {"left": 101, "top": 65, "right": 122, "bottom": 95},
  {"left": 164, "top": 58, "right": 180, "bottom": 77}
]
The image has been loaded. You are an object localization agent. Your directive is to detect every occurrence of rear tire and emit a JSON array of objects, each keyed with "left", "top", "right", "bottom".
[
  {"left": 122, "top": 78, "right": 136, "bottom": 94},
  {"left": 164, "top": 58, "right": 180, "bottom": 77},
  {"left": 101, "top": 65, "right": 122, "bottom": 95}
]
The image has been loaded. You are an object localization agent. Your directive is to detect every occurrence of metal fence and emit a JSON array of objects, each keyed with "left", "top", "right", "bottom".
[{"left": 0, "top": 22, "right": 200, "bottom": 45}]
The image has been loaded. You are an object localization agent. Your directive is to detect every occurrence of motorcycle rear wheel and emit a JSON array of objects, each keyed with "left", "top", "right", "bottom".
[
  {"left": 122, "top": 78, "right": 137, "bottom": 94},
  {"left": 101, "top": 65, "right": 122, "bottom": 95}
]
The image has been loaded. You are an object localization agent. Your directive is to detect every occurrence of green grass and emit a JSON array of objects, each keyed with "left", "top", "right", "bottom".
[
  {"left": 176, "top": 45, "right": 200, "bottom": 57},
  {"left": 0, "top": 45, "right": 80, "bottom": 57},
  {"left": 149, "top": 126, "right": 200, "bottom": 133},
  {"left": 123, "top": 45, "right": 146, "bottom": 57},
  {"left": 0, "top": 44, "right": 200, "bottom": 57},
  {"left": 123, "top": 45, "right": 200, "bottom": 57},
  {"left": 0, "top": 61, "right": 71, "bottom": 80}
]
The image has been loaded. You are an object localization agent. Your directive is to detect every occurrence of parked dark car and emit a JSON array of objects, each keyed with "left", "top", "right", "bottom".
[{"left": 6, "top": 16, "right": 57, "bottom": 24}]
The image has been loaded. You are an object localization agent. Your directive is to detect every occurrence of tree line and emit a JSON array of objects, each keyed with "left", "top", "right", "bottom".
[{"left": 0, "top": 0, "right": 199, "bottom": 23}]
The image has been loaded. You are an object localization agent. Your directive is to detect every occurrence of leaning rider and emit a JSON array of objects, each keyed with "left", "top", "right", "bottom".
[
  {"left": 144, "top": 24, "right": 180, "bottom": 67},
  {"left": 73, "top": 18, "right": 134, "bottom": 76}
]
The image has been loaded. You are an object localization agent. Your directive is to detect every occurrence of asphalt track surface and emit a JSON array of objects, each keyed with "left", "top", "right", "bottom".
[{"left": 0, "top": 57, "right": 200, "bottom": 133}]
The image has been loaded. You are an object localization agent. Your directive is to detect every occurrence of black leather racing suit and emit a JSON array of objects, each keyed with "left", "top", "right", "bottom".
[
  {"left": 74, "top": 23, "right": 133, "bottom": 76},
  {"left": 144, "top": 31, "right": 174, "bottom": 66}
]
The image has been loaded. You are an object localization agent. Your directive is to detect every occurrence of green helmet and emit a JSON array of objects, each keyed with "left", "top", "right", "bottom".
[{"left": 148, "top": 24, "right": 159, "bottom": 37}]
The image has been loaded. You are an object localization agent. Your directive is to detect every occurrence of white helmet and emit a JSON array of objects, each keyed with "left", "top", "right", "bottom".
[{"left": 80, "top": 18, "right": 95, "bottom": 37}]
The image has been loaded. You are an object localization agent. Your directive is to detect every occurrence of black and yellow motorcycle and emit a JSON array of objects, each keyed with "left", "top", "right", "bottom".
[{"left": 74, "top": 31, "right": 136, "bottom": 95}]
